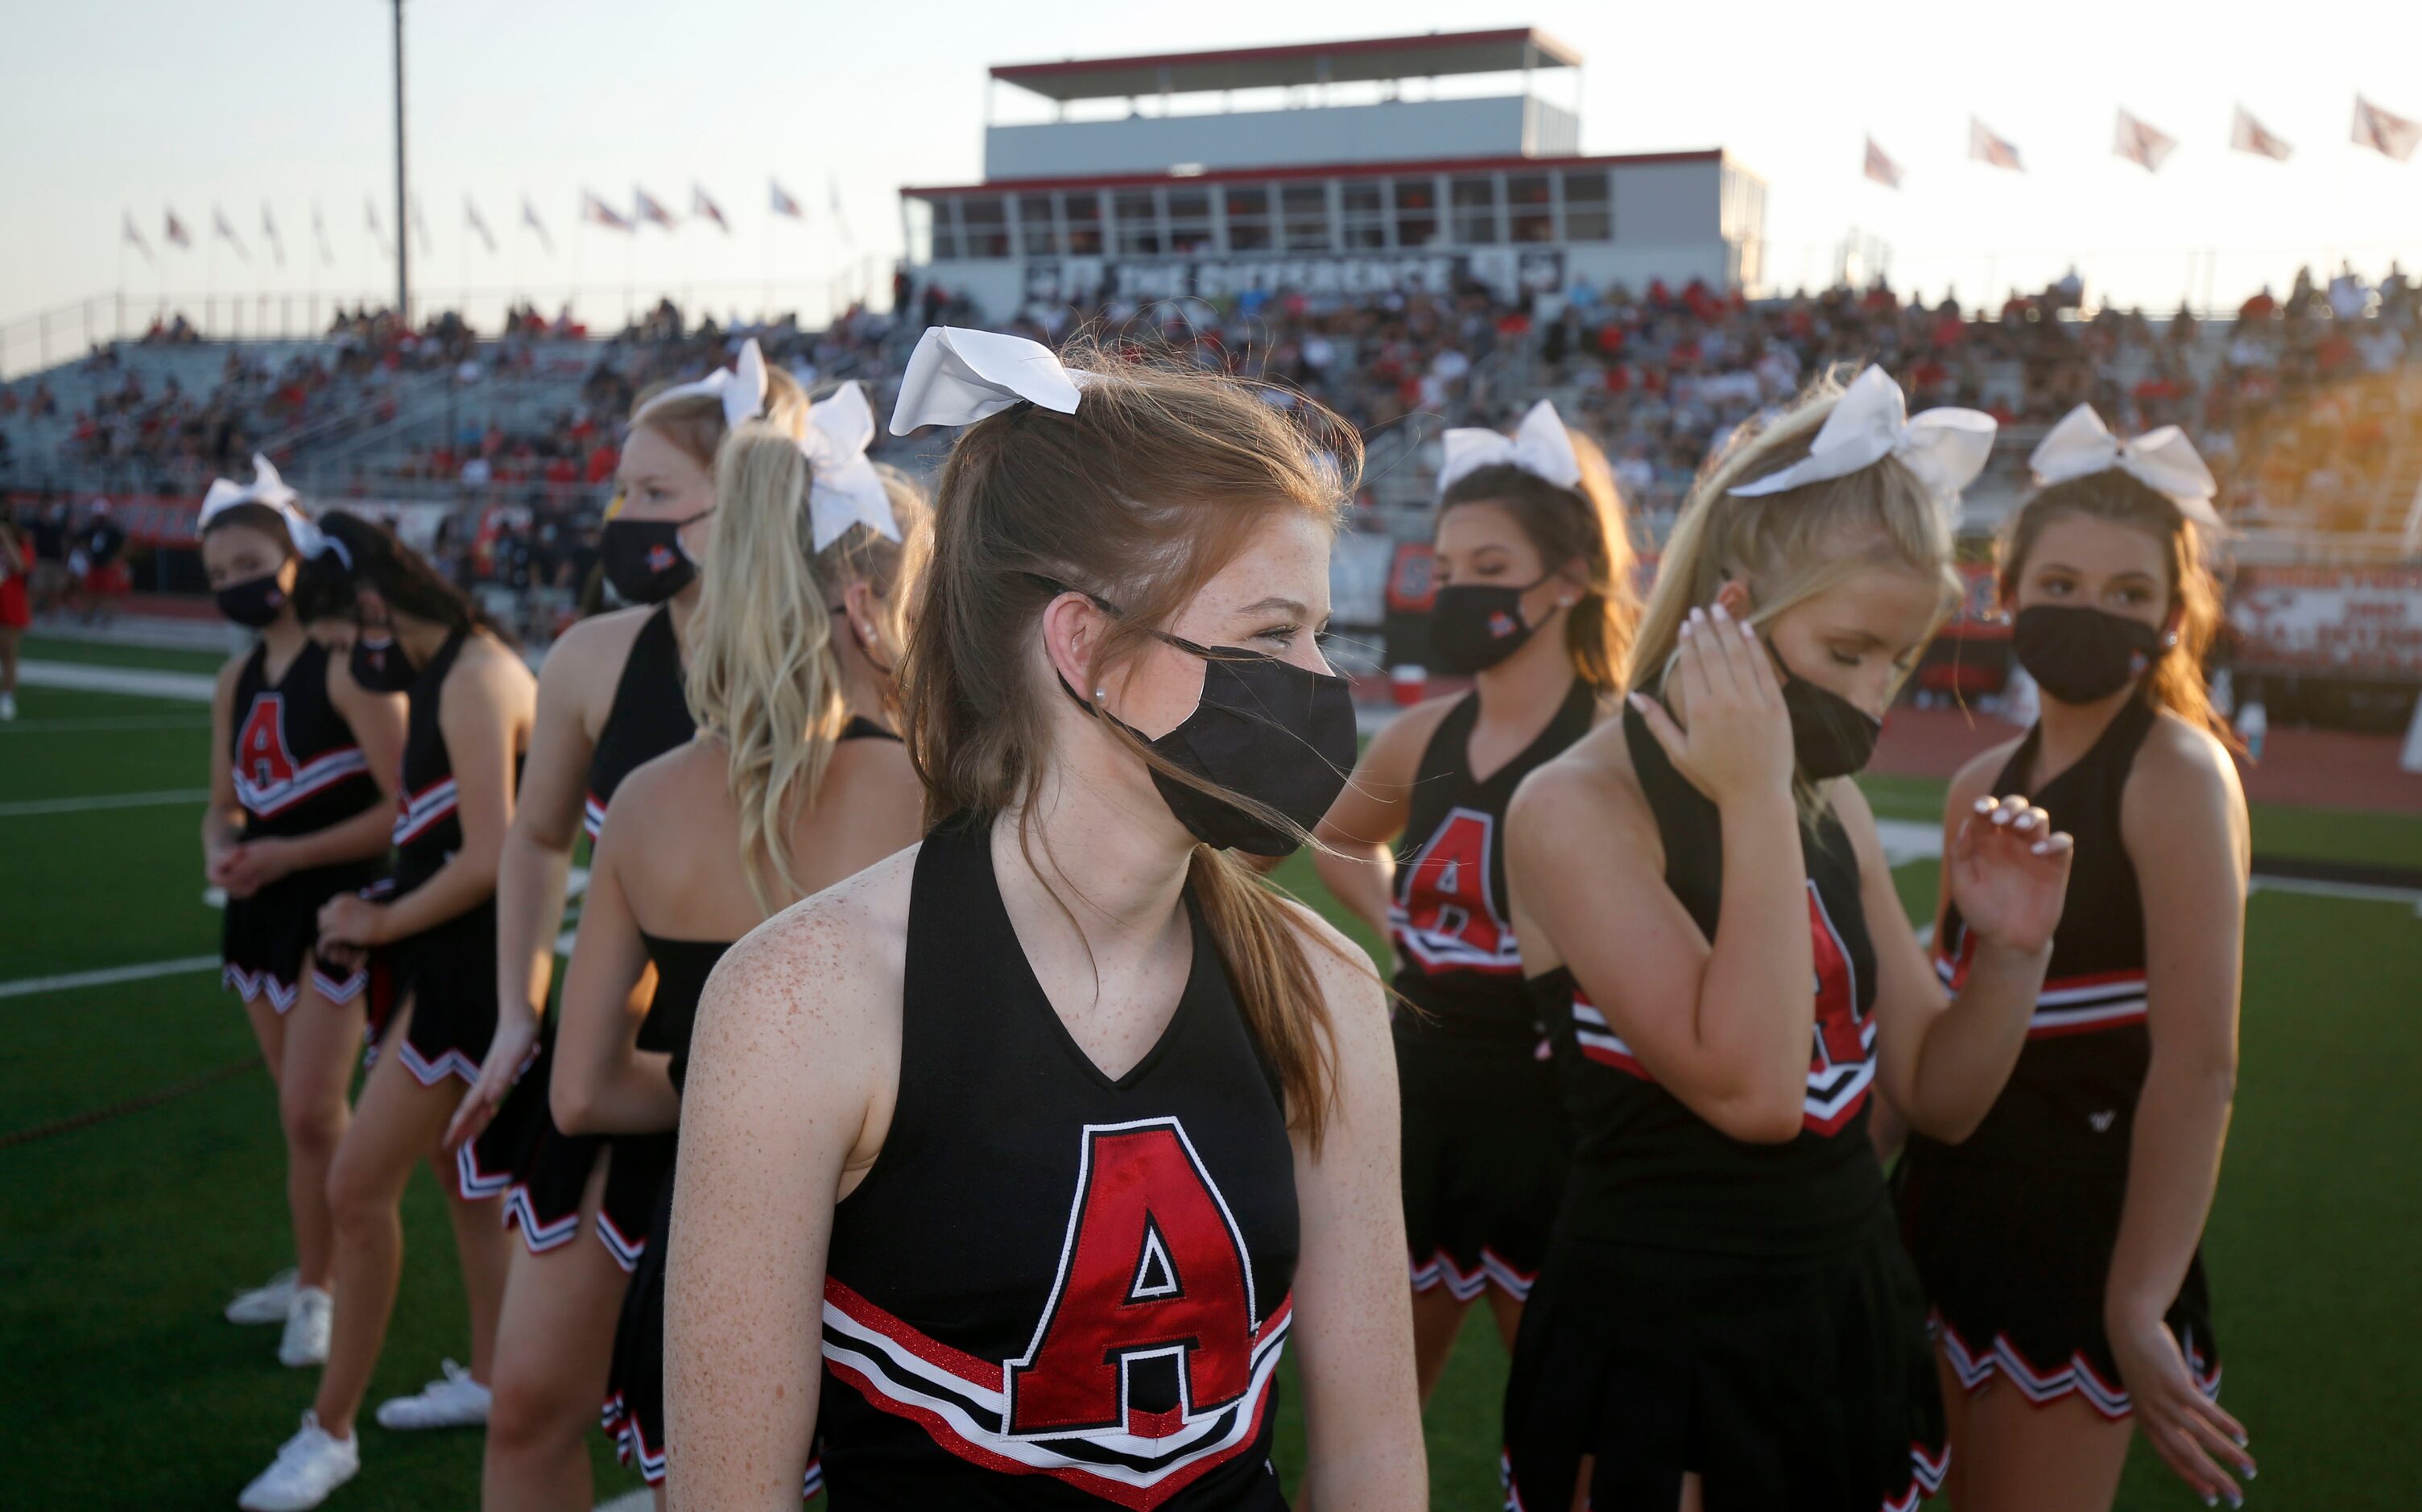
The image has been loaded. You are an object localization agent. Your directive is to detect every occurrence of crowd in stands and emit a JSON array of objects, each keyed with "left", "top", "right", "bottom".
[{"left": 5, "top": 260, "right": 2417, "bottom": 552}]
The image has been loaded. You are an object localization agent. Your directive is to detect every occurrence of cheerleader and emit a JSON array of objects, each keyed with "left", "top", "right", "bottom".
[
  {"left": 552, "top": 411, "right": 929, "bottom": 1507},
  {"left": 1502, "top": 367, "right": 2075, "bottom": 1512},
  {"left": 667, "top": 329, "right": 1425, "bottom": 1507},
  {"left": 1897, "top": 407, "right": 2255, "bottom": 1510},
  {"left": 238, "top": 513, "right": 536, "bottom": 1512},
  {"left": 1311, "top": 400, "right": 1635, "bottom": 1399},
  {"left": 200, "top": 460, "right": 405, "bottom": 1368},
  {"left": 0, "top": 510, "right": 28, "bottom": 718},
  {"left": 435, "top": 341, "right": 808, "bottom": 1508}
]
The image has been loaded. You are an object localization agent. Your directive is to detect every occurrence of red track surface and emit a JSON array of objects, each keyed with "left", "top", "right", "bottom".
[{"left": 1871, "top": 708, "right": 2422, "bottom": 815}]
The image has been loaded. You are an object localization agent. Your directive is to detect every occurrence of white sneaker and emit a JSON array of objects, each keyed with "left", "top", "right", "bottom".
[
  {"left": 238, "top": 1411, "right": 359, "bottom": 1511},
  {"left": 227, "top": 1268, "right": 299, "bottom": 1325},
  {"left": 279, "top": 1287, "right": 333, "bottom": 1368},
  {"left": 373, "top": 1358, "right": 491, "bottom": 1430},
  {"left": 0, "top": 692, "right": 16, "bottom": 720}
]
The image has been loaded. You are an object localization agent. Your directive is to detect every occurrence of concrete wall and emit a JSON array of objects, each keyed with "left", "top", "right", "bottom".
[{"left": 985, "top": 96, "right": 1557, "bottom": 179}]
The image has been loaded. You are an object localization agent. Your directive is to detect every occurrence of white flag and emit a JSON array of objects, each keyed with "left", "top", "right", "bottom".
[
  {"left": 1862, "top": 136, "right": 1903, "bottom": 188},
  {"left": 633, "top": 185, "right": 676, "bottom": 230},
  {"left": 123, "top": 211, "right": 155, "bottom": 264},
  {"left": 1969, "top": 118, "right": 2023, "bottom": 171},
  {"left": 582, "top": 190, "right": 634, "bottom": 233},
  {"left": 770, "top": 179, "right": 804, "bottom": 219},
  {"left": 2230, "top": 105, "right": 2292, "bottom": 162},
  {"left": 692, "top": 184, "right": 729, "bottom": 233},
  {"left": 2353, "top": 95, "right": 2422, "bottom": 163},
  {"left": 522, "top": 196, "right": 554, "bottom": 254},
  {"left": 2113, "top": 109, "right": 2177, "bottom": 172},
  {"left": 465, "top": 196, "right": 497, "bottom": 254},
  {"left": 213, "top": 205, "right": 251, "bottom": 262}
]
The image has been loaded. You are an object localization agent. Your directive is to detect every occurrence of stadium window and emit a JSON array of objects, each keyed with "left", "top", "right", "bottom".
[
  {"left": 906, "top": 199, "right": 936, "bottom": 263},
  {"left": 1018, "top": 195, "right": 1059, "bottom": 257},
  {"left": 1451, "top": 176, "right": 1500, "bottom": 246},
  {"left": 1223, "top": 185, "right": 1271, "bottom": 252},
  {"left": 1114, "top": 189, "right": 1162, "bottom": 255},
  {"left": 1563, "top": 171, "right": 1612, "bottom": 242},
  {"left": 959, "top": 196, "right": 1010, "bottom": 258},
  {"left": 1064, "top": 191, "right": 1104, "bottom": 255},
  {"left": 930, "top": 200, "right": 961, "bottom": 261},
  {"left": 1168, "top": 187, "right": 1213, "bottom": 254},
  {"left": 1394, "top": 177, "right": 1439, "bottom": 249},
  {"left": 1281, "top": 182, "right": 1333, "bottom": 253},
  {"left": 1507, "top": 173, "right": 1553, "bottom": 244},
  {"left": 1340, "top": 179, "right": 1387, "bottom": 250}
]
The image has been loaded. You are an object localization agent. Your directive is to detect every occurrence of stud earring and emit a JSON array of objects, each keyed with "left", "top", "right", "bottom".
[{"left": 1093, "top": 688, "right": 1107, "bottom": 701}]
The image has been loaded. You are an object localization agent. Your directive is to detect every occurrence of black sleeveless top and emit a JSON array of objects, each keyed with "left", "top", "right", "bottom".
[
  {"left": 392, "top": 630, "right": 472, "bottom": 894},
  {"left": 229, "top": 639, "right": 379, "bottom": 839},
  {"left": 1390, "top": 680, "right": 1596, "bottom": 1040},
  {"left": 643, "top": 717, "right": 900, "bottom": 1093},
  {"left": 1913, "top": 694, "right": 2160, "bottom": 1165},
  {"left": 1532, "top": 700, "right": 1885, "bottom": 1260},
  {"left": 817, "top": 817, "right": 1296, "bottom": 1510},
  {"left": 585, "top": 605, "right": 695, "bottom": 840}
]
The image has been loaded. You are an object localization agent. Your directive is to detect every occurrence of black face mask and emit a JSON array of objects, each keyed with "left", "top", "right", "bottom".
[
  {"left": 2012, "top": 605, "right": 2164, "bottom": 705},
  {"left": 1428, "top": 580, "right": 1551, "bottom": 674},
  {"left": 599, "top": 510, "right": 709, "bottom": 604},
  {"left": 349, "top": 631, "right": 419, "bottom": 693},
  {"left": 216, "top": 572, "right": 289, "bottom": 629},
  {"left": 1039, "top": 578, "right": 1359, "bottom": 857},
  {"left": 1770, "top": 642, "right": 1883, "bottom": 780}
]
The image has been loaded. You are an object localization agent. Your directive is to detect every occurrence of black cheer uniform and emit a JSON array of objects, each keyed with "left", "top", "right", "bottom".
[
  {"left": 220, "top": 639, "right": 385, "bottom": 1011},
  {"left": 814, "top": 816, "right": 1298, "bottom": 1510},
  {"left": 1388, "top": 681, "right": 1593, "bottom": 1303},
  {"left": 366, "top": 628, "right": 527, "bottom": 1200},
  {"left": 600, "top": 716, "right": 895, "bottom": 1496},
  {"left": 503, "top": 605, "right": 695, "bottom": 1270},
  {"left": 1899, "top": 694, "right": 2222, "bottom": 1418},
  {"left": 1503, "top": 701, "right": 1945, "bottom": 1512}
]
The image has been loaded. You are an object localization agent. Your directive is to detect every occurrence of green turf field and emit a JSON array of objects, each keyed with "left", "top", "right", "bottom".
[{"left": 6, "top": 637, "right": 2419, "bottom": 1509}]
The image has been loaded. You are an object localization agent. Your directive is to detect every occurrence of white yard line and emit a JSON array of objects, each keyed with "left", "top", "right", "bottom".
[
  {"left": 0, "top": 956, "right": 222, "bottom": 1001},
  {"left": 18, "top": 659, "right": 217, "bottom": 702},
  {"left": 0, "top": 788, "right": 212, "bottom": 817},
  {"left": 0, "top": 715, "right": 212, "bottom": 734}
]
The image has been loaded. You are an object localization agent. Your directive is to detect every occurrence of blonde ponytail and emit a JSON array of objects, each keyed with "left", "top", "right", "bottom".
[{"left": 687, "top": 423, "right": 847, "bottom": 915}]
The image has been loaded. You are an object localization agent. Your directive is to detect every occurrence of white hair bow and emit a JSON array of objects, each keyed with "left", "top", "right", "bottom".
[
  {"left": 1437, "top": 399, "right": 1583, "bottom": 499},
  {"left": 2028, "top": 404, "right": 2222, "bottom": 529},
  {"left": 799, "top": 382, "right": 900, "bottom": 551},
  {"left": 1729, "top": 366, "right": 1997, "bottom": 510},
  {"left": 200, "top": 453, "right": 331, "bottom": 559},
  {"left": 634, "top": 337, "right": 768, "bottom": 431},
  {"left": 887, "top": 326, "right": 1089, "bottom": 436}
]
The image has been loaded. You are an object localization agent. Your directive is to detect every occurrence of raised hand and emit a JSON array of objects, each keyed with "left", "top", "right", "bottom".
[
  {"left": 1947, "top": 793, "right": 2074, "bottom": 956},
  {"left": 1627, "top": 603, "right": 1795, "bottom": 810}
]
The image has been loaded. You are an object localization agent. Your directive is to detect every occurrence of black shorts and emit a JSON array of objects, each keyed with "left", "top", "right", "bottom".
[
  {"left": 501, "top": 1034, "right": 676, "bottom": 1271},
  {"left": 1899, "top": 1118, "right": 2222, "bottom": 1419},
  {"left": 221, "top": 858, "right": 384, "bottom": 1011},
  {"left": 1502, "top": 1210, "right": 1948, "bottom": 1512},
  {"left": 366, "top": 894, "right": 533, "bottom": 1200},
  {"left": 601, "top": 1157, "right": 825, "bottom": 1498},
  {"left": 1397, "top": 1022, "right": 1568, "bottom": 1302}
]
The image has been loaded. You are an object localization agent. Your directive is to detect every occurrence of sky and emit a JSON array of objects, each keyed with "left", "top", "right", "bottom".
[{"left": 4, "top": 0, "right": 2419, "bottom": 350}]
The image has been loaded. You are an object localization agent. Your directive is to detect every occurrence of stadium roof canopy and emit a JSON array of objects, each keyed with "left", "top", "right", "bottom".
[{"left": 990, "top": 27, "right": 1582, "bottom": 103}]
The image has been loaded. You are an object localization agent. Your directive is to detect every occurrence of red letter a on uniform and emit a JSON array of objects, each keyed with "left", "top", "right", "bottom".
[{"left": 1006, "top": 1119, "right": 1256, "bottom": 1438}]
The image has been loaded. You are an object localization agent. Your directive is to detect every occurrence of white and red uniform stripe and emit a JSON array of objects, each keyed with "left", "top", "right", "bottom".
[
  {"left": 391, "top": 777, "right": 459, "bottom": 847},
  {"left": 820, "top": 1276, "right": 1291, "bottom": 1511},
  {"left": 1569, "top": 991, "right": 1878, "bottom": 1134},
  {"left": 237, "top": 744, "right": 370, "bottom": 820},
  {"left": 1935, "top": 952, "right": 2149, "bottom": 1039}
]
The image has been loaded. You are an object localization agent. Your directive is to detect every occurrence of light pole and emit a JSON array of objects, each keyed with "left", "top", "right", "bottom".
[{"left": 391, "top": 0, "right": 409, "bottom": 323}]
